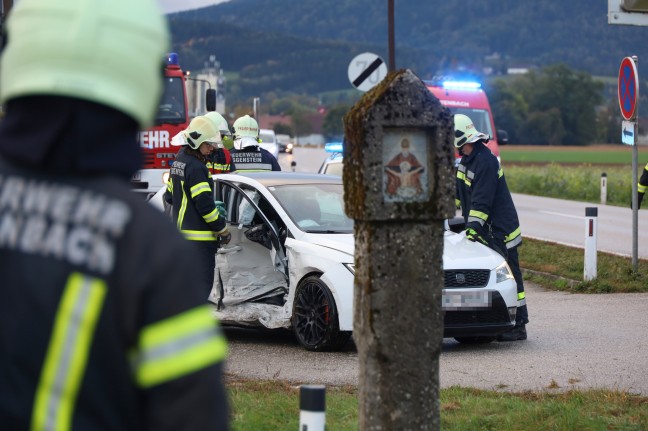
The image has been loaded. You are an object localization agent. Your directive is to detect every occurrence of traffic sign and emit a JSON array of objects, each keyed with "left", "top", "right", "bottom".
[
  {"left": 622, "top": 120, "right": 636, "bottom": 145},
  {"left": 348, "top": 52, "right": 388, "bottom": 92},
  {"left": 618, "top": 57, "right": 639, "bottom": 120}
]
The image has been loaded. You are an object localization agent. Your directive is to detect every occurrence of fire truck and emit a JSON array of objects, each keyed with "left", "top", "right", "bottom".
[
  {"left": 131, "top": 53, "right": 215, "bottom": 199},
  {"left": 426, "top": 78, "right": 507, "bottom": 160}
]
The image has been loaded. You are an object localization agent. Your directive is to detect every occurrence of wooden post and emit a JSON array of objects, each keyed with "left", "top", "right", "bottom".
[{"left": 343, "top": 69, "right": 455, "bottom": 430}]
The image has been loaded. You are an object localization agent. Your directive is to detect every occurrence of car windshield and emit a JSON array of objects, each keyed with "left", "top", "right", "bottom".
[
  {"left": 269, "top": 183, "right": 353, "bottom": 233},
  {"left": 449, "top": 107, "right": 493, "bottom": 138},
  {"left": 155, "top": 77, "right": 186, "bottom": 125}
]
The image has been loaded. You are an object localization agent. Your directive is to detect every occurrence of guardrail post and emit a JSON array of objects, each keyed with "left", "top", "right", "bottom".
[
  {"left": 299, "top": 385, "right": 326, "bottom": 431},
  {"left": 600, "top": 172, "right": 607, "bottom": 205},
  {"left": 343, "top": 69, "right": 455, "bottom": 430},
  {"left": 584, "top": 207, "right": 598, "bottom": 281}
]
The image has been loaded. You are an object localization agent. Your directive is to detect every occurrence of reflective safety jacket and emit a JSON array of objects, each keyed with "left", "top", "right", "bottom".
[
  {"left": 456, "top": 142, "right": 522, "bottom": 249},
  {"left": 164, "top": 147, "right": 228, "bottom": 241},
  {"left": 207, "top": 148, "right": 235, "bottom": 174},
  {"left": 231, "top": 145, "right": 281, "bottom": 172},
  {"left": 638, "top": 162, "right": 648, "bottom": 195},
  {"left": 0, "top": 158, "right": 229, "bottom": 430}
]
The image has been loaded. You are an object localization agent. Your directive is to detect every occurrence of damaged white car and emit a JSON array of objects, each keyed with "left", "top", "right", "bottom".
[{"left": 150, "top": 172, "right": 518, "bottom": 351}]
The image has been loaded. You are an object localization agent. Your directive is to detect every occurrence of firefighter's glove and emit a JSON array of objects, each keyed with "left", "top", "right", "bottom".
[
  {"left": 218, "top": 230, "right": 231, "bottom": 245},
  {"left": 215, "top": 200, "right": 228, "bottom": 218},
  {"left": 465, "top": 228, "right": 488, "bottom": 246}
]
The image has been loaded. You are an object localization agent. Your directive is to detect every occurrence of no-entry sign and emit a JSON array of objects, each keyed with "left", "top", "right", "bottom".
[
  {"left": 348, "top": 52, "right": 388, "bottom": 92},
  {"left": 618, "top": 57, "right": 639, "bottom": 121}
]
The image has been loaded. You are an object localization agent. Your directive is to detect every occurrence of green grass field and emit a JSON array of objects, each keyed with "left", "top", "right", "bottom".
[{"left": 500, "top": 144, "right": 648, "bottom": 165}]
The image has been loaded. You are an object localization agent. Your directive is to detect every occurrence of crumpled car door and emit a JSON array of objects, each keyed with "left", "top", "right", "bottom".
[{"left": 212, "top": 181, "right": 288, "bottom": 308}]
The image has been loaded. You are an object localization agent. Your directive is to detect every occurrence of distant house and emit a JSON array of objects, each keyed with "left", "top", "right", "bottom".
[{"left": 258, "top": 112, "right": 327, "bottom": 146}]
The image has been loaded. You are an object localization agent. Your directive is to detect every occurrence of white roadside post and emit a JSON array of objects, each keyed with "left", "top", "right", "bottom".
[
  {"left": 600, "top": 172, "right": 607, "bottom": 205},
  {"left": 584, "top": 207, "right": 598, "bottom": 281},
  {"left": 299, "top": 385, "right": 325, "bottom": 431}
]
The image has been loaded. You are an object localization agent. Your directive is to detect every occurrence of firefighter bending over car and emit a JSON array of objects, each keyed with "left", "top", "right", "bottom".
[
  {"left": 165, "top": 116, "right": 231, "bottom": 295},
  {"left": 0, "top": 0, "right": 230, "bottom": 428},
  {"left": 454, "top": 114, "right": 529, "bottom": 341}
]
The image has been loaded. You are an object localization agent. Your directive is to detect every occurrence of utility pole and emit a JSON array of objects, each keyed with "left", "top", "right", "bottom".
[{"left": 388, "top": 0, "right": 395, "bottom": 72}]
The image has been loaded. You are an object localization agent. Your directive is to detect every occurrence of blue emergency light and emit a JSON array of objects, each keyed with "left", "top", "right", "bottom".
[
  {"left": 324, "top": 142, "right": 343, "bottom": 153},
  {"left": 167, "top": 52, "right": 179, "bottom": 66},
  {"left": 442, "top": 80, "right": 482, "bottom": 90}
]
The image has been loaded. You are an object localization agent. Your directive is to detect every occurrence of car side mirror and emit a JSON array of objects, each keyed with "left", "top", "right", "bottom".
[
  {"left": 446, "top": 217, "right": 465, "bottom": 234},
  {"left": 205, "top": 89, "right": 216, "bottom": 112}
]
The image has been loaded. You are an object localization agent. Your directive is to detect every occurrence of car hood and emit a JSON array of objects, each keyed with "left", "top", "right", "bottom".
[
  {"left": 305, "top": 231, "right": 503, "bottom": 270},
  {"left": 303, "top": 233, "right": 354, "bottom": 257},
  {"left": 442, "top": 230, "right": 505, "bottom": 271}
]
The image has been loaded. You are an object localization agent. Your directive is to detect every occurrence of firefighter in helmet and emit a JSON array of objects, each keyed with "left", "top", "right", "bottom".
[
  {"left": 454, "top": 114, "right": 529, "bottom": 341},
  {"left": 0, "top": 0, "right": 229, "bottom": 428},
  {"left": 205, "top": 111, "right": 236, "bottom": 174},
  {"left": 164, "top": 115, "right": 231, "bottom": 295},
  {"left": 230, "top": 114, "right": 281, "bottom": 172}
]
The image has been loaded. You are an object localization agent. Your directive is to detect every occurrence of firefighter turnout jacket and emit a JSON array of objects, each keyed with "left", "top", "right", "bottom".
[
  {"left": 164, "top": 147, "right": 228, "bottom": 241},
  {"left": 456, "top": 142, "right": 522, "bottom": 250},
  {"left": 231, "top": 145, "right": 281, "bottom": 172},
  {"left": 638, "top": 162, "right": 648, "bottom": 209},
  {"left": 207, "top": 148, "right": 235, "bottom": 174},
  {"left": 0, "top": 157, "right": 229, "bottom": 430}
]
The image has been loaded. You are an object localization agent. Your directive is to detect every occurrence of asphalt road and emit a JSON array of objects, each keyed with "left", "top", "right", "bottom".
[
  {"left": 224, "top": 282, "right": 648, "bottom": 395},
  {"left": 225, "top": 148, "right": 648, "bottom": 395}
]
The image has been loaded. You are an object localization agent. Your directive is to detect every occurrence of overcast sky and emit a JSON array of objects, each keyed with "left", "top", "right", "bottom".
[{"left": 158, "top": 0, "right": 231, "bottom": 14}]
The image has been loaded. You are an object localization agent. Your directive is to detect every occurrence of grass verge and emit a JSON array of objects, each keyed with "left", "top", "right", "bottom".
[{"left": 227, "top": 377, "right": 648, "bottom": 431}]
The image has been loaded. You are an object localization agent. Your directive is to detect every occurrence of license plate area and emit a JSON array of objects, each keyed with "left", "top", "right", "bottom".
[{"left": 442, "top": 290, "right": 491, "bottom": 310}]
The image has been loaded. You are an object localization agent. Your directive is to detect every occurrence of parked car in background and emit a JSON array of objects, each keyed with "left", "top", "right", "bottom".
[
  {"left": 259, "top": 128, "right": 279, "bottom": 159},
  {"left": 277, "top": 133, "right": 293, "bottom": 153},
  {"left": 149, "top": 172, "right": 518, "bottom": 350}
]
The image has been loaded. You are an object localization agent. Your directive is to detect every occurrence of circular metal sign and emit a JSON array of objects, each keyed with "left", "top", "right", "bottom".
[
  {"left": 618, "top": 57, "right": 639, "bottom": 121},
  {"left": 347, "top": 52, "right": 388, "bottom": 92}
]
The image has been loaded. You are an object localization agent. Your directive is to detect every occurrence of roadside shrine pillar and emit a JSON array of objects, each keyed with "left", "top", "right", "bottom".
[{"left": 343, "top": 69, "right": 455, "bottom": 430}]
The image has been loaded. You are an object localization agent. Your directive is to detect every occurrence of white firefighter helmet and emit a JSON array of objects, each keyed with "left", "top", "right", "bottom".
[
  {"left": 182, "top": 116, "right": 221, "bottom": 150},
  {"left": 233, "top": 115, "right": 259, "bottom": 138},
  {"left": 0, "top": 0, "right": 169, "bottom": 129},
  {"left": 454, "top": 114, "right": 489, "bottom": 148},
  {"left": 205, "top": 111, "right": 231, "bottom": 137}
]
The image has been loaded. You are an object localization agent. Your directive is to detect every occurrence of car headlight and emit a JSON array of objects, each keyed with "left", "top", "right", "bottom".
[
  {"left": 495, "top": 261, "right": 514, "bottom": 283},
  {"left": 343, "top": 263, "right": 355, "bottom": 275},
  {"left": 162, "top": 171, "right": 170, "bottom": 184}
]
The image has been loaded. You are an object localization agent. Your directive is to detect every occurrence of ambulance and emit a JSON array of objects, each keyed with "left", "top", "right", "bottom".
[
  {"left": 426, "top": 79, "right": 506, "bottom": 160},
  {"left": 131, "top": 53, "right": 215, "bottom": 199}
]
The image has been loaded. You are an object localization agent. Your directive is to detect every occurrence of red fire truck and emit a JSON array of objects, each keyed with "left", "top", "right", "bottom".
[
  {"left": 131, "top": 52, "right": 215, "bottom": 199},
  {"left": 426, "top": 79, "right": 507, "bottom": 160}
]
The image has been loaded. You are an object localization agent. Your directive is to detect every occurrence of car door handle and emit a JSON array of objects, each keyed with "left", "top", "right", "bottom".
[{"left": 217, "top": 246, "right": 241, "bottom": 254}]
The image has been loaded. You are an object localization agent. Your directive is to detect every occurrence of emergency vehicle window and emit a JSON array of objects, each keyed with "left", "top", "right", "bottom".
[{"left": 156, "top": 77, "right": 186, "bottom": 124}]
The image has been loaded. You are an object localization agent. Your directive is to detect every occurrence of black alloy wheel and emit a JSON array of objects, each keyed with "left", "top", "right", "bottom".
[{"left": 292, "top": 276, "right": 350, "bottom": 351}]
